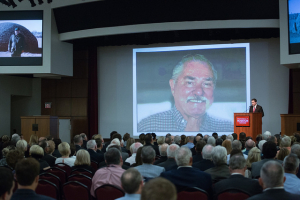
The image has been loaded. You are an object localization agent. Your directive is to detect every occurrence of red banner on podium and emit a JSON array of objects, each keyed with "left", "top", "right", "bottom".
[{"left": 236, "top": 116, "right": 250, "bottom": 126}]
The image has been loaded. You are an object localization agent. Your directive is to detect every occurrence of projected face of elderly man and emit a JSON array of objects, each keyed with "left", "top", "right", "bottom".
[{"left": 169, "top": 57, "right": 215, "bottom": 131}]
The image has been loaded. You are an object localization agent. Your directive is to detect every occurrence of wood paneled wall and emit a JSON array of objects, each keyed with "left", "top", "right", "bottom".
[{"left": 41, "top": 48, "right": 89, "bottom": 139}]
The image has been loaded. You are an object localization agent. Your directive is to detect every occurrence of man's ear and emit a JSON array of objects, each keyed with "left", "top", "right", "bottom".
[
  {"left": 258, "top": 177, "right": 264, "bottom": 188},
  {"left": 283, "top": 176, "right": 286, "bottom": 184},
  {"left": 169, "top": 79, "right": 175, "bottom": 95},
  {"left": 35, "top": 175, "right": 39, "bottom": 183}
]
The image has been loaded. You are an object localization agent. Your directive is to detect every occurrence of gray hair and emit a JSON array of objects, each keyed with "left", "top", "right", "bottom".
[
  {"left": 245, "top": 139, "right": 255, "bottom": 150},
  {"left": 260, "top": 161, "right": 284, "bottom": 188},
  {"left": 258, "top": 140, "right": 266, "bottom": 151},
  {"left": 232, "top": 140, "right": 242, "bottom": 150},
  {"left": 121, "top": 168, "right": 143, "bottom": 194},
  {"left": 174, "top": 136, "right": 181, "bottom": 144},
  {"left": 283, "top": 153, "right": 300, "bottom": 173},
  {"left": 111, "top": 138, "right": 121, "bottom": 146},
  {"left": 157, "top": 136, "right": 165, "bottom": 145},
  {"left": 159, "top": 143, "right": 169, "bottom": 156},
  {"left": 130, "top": 142, "right": 143, "bottom": 154},
  {"left": 141, "top": 146, "right": 156, "bottom": 164},
  {"left": 267, "top": 136, "right": 276, "bottom": 143},
  {"left": 167, "top": 144, "right": 180, "bottom": 158},
  {"left": 207, "top": 137, "right": 216, "bottom": 146},
  {"left": 16, "top": 140, "right": 27, "bottom": 151},
  {"left": 212, "top": 146, "right": 227, "bottom": 165},
  {"left": 281, "top": 137, "right": 291, "bottom": 147},
  {"left": 291, "top": 144, "right": 300, "bottom": 159},
  {"left": 226, "top": 135, "right": 233, "bottom": 142},
  {"left": 87, "top": 140, "right": 96, "bottom": 149},
  {"left": 229, "top": 155, "right": 246, "bottom": 170},
  {"left": 175, "top": 146, "right": 192, "bottom": 166},
  {"left": 74, "top": 135, "right": 83, "bottom": 144},
  {"left": 188, "top": 136, "right": 195, "bottom": 142},
  {"left": 11, "top": 134, "right": 20, "bottom": 144},
  {"left": 104, "top": 148, "right": 122, "bottom": 165},
  {"left": 262, "top": 131, "right": 271, "bottom": 140},
  {"left": 172, "top": 54, "right": 217, "bottom": 87},
  {"left": 202, "top": 145, "right": 214, "bottom": 160}
]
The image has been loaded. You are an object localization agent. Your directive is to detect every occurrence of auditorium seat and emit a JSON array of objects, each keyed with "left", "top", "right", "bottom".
[
  {"left": 63, "top": 181, "right": 91, "bottom": 200},
  {"left": 217, "top": 189, "right": 250, "bottom": 200},
  {"left": 91, "top": 160, "right": 98, "bottom": 171},
  {"left": 71, "top": 168, "right": 93, "bottom": 178},
  {"left": 36, "top": 179, "right": 60, "bottom": 200},
  {"left": 46, "top": 167, "right": 67, "bottom": 185},
  {"left": 95, "top": 184, "right": 125, "bottom": 200},
  {"left": 177, "top": 187, "right": 209, "bottom": 200},
  {"left": 39, "top": 172, "right": 61, "bottom": 191},
  {"left": 68, "top": 174, "right": 92, "bottom": 190},
  {"left": 55, "top": 163, "right": 72, "bottom": 176}
]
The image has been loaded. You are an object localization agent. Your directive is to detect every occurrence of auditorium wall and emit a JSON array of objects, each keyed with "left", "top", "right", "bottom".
[{"left": 98, "top": 38, "right": 289, "bottom": 138}]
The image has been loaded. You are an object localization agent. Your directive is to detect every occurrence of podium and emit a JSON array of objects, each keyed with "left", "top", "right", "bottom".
[
  {"left": 21, "top": 116, "right": 59, "bottom": 142},
  {"left": 234, "top": 113, "right": 262, "bottom": 140}
]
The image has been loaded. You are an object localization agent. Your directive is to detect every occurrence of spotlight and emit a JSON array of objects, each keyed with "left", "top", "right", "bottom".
[
  {"left": 0, "top": 0, "right": 11, "bottom": 6},
  {"left": 47, "top": 0, "right": 51, "bottom": 3},
  {"left": 28, "top": 0, "right": 36, "bottom": 7},
  {"left": 8, "top": 0, "right": 17, "bottom": 8},
  {"left": 37, "top": 0, "right": 43, "bottom": 4}
]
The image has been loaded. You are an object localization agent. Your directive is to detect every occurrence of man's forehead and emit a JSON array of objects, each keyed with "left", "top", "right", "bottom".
[{"left": 181, "top": 61, "right": 213, "bottom": 75}]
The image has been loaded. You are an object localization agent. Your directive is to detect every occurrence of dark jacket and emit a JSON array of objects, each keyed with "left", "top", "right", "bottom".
[
  {"left": 42, "top": 154, "right": 56, "bottom": 167},
  {"left": 75, "top": 145, "right": 83, "bottom": 153},
  {"left": 204, "top": 163, "right": 230, "bottom": 183},
  {"left": 157, "top": 158, "right": 178, "bottom": 171},
  {"left": 82, "top": 140, "right": 87, "bottom": 149},
  {"left": 247, "top": 189, "right": 300, "bottom": 200},
  {"left": 8, "top": 34, "right": 25, "bottom": 55},
  {"left": 192, "top": 152, "right": 203, "bottom": 163},
  {"left": 249, "top": 105, "right": 264, "bottom": 117},
  {"left": 192, "top": 159, "right": 215, "bottom": 171},
  {"left": 87, "top": 149, "right": 104, "bottom": 164},
  {"left": 154, "top": 156, "right": 168, "bottom": 165},
  {"left": 144, "top": 143, "right": 160, "bottom": 156},
  {"left": 52, "top": 149, "right": 61, "bottom": 158},
  {"left": 251, "top": 159, "right": 283, "bottom": 179},
  {"left": 11, "top": 189, "right": 55, "bottom": 200}
]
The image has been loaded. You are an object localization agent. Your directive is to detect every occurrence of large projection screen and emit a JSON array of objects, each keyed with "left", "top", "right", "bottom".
[{"left": 133, "top": 43, "right": 250, "bottom": 136}]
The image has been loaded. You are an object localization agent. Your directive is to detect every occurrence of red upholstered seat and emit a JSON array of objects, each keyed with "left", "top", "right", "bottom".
[
  {"left": 177, "top": 187, "right": 209, "bottom": 200},
  {"left": 46, "top": 167, "right": 67, "bottom": 185},
  {"left": 63, "top": 181, "right": 91, "bottom": 200},
  {"left": 91, "top": 161, "right": 98, "bottom": 171},
  {"left": 68, "top": 174, "right": 92, "bottom": 190},
  {"left": 55, "top": 163, "right": 72, "bottom": 176},
  {"left": 39, "top": 172, "right": 61, "bottom": 190},
  {"left": 217, "top": 189, "right": 250, "bottom": 200},
  {"left": 36, "top": 179, "right": 60, "bottom": 200},
  {"left": 95, "top": 184, "right": 125, "bottom": 200},
  {"left": 71, "top": 168, "right": 93, "bottom": 178}
]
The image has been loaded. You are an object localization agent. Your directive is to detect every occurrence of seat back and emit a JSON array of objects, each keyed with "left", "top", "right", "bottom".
[
  {"left": 63, "top": 181, "right": 91, "bottom": 200},
  {"left": 39, "top": 172, "right": 61, "bottom": 190},
  {"left": 36, "top": 179, "right": 59, "bottom": 200},
  {"left": 55, "top": 163, "right": 72, "bottom": 176},
  {"left": 46, "top": 167, "right": 67, "bottom": 184},
  {"left": 71, "top": 168, "right": 93, "bottom": 178},
  {"left": 91, "top": 161, "right": 98, "bottom": 171},
  {"left": 217, "top": 189, "right": 250, "bottom": 200},
  {"left": 177, "top": 187, "right": 209, "bottom": 200},
  {"left": 95, "top": 184, "right": 125, "bottom": 200},
  {"left": 68, "top": 174, "right": 92, "bottom": 190}
]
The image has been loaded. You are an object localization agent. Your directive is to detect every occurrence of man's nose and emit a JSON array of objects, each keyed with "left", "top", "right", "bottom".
[{"left": 192, "top": 84, "right": 204, "bottom": 96}]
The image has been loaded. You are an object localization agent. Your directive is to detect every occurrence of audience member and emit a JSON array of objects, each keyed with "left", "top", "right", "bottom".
[
  {"left": 6, "top": 149, "right": 24, "bottom": 170},
  {"left": 71, "top": 149, "right": 95, "bottom": 175},
  {"left": 16, "top": 140, "right": 27, "bottom": 156},
  {"left": 87, "top": 140, "right": 104, "bottom": 164},
  {"left": 262, "top": 131, "right": 271, "bottom": 140},
  {"left": 151, "top": 133, "right": 157, "bottom": 145},
  {"left": 283, "top": 154, "right": 300, "bottom": 195},
  {"left": 232, "top": 133, "right": 237, "bottom": 141},
  {"left": 11, "top": 158, "right": 55, "bottom": 200},
  {"left": 46, "top": 135, "right": 53, "bottom": 141},
  {"left": 256, "top": 135, "right": 263, "bottom": 147},
  {"left": 193, "top": 135, "right": 201, "bottom": 145},
  {"left": 170, "top": 135, "right": 175, "bottom": 144},
  {"left": 98, "top": 145, "right": 130, "bottom": 170},
  {"left": 291, "top": 144, "right": 300, "bottom": 178},
  {"left": 277, "top": 148, "right": 290, "bottom": 161},
  {"left": 153, "top": 143, "right": 168, "bottom": 165},
  {"left": 213, "top": 155, "right": 262, "bottom": 199},
  {"left": 205, "top": 146, "right": 230, "bottom": 183},
  {"left": 165, "top": 136, "right": 172, "bottom": 145},
  {"left": 279, "top": 136, "right": 291, "bottom": 153},
  {"left": 0, "top": 167, "right": 14, "bottom": 200},
  {"left": 135, "top": 146, "right": 165, "bottom": 178},
  {"left": 216, "top": 138, "right": 223, "bottom": 146},
  {"left": 38, "top": 137, "right": 46, "bottom": 146},
  {"left": 207, "top": 136, "right": 216, "bottom": 146},
  {"left": 193, "top": 144, "right": 215, "bottom": 171},
  {"left": 258, "top": 140, "right": 266, "bottom": 151},
  {"left": 173, "top": 135, "right": 181, "bottom": 146},
  {"left": 222, "top": 140, "right": 231, "bottom": 155},
  {"left": 244, "top": 139, "right": 256, "bottom": 155},
  {"left": 192, "top": 140, "right": 206, "bottom": 163},
  {"left": 141, "top": 177, "right": 177, "bottom": 200},
  {"left": 246, "top": 147, "right": 261, "bottom": 169},
  {"left": 0, "top": 147, "right": 10, "bottom": 166},
  {"left": 227, "top": 140, "right": 248, "bottom": 164},
  {"left": 123, "top": 133, "right": 130, "bottom": 147},
  {"left": 11, "top": 134, "right": 20, "bottom": 145},
  {"left": 131, "top": 146, "right": 143, "bottom": 167},
  {"left": 247, "top": 161, "right": 300, "bottom": 200},
  {"left": 157, "top": 136, "right": 165, "bottom": 146},
  {"left": 55, "top": 142, "right": 75, "bottom": 167},
  {"left": 212, "top": 132, "right": 218, "bottom": 139},
  {"left": 226, "top": 134, "right": 233, "bottom": 142},
  {"left": 74, "top": 135, "right": 83, "bottom": 153},
  {"left": 69, "top": 143, "right": 76, "bottom": 159},
  {"left": 109, "top": 138, "right": 129, "bottom": 161},
  {"left": 80, "top": 133, "right": 88, "bottom": 149},
  {"left": 144, "top": 133, "right": 160, "bottom": 156},
  {"left": 239, "top": 132, "right": 246, "bottom": 141},
  {"left": 157, "top": 144, "right": 179, "bottom": 171},
  {"left": 90, "top": 148, "right": 125, "bottom": 197},
  {"left": 220, "top": 135, "right": 226, "bottom": 142},
  {"left": 161, "top": 146, "right": 212, "bottom": 193},
  {"left": 41, "top": 140, "right": 56, "bottom": 167},
  {"left": 95, "top": 138, "right": 104, "bottom": 154},
  {"left": 52, "top": 138, "right": 62, "bottom": 158},
  {"left": 30, "top": 145, "right": 50, "bottom": 173},
  {"left": 274, "top": 134, "right": 281, "bottom": 147},
  {"left": 125, "top": 138, "right": 135, "bottom": 153},
  {"left": 116, "top": 168, "right": 143, "bottom": 200},
  {"left": 267, "top": 135, "right": 277, "bottom": 145},
  {"left": 126, "top": 142, "right": 143, "bottom": 165},
  {"left": 180, "top": 135, "right": 186, "bottom": 146},
  {"left": 182, "top": 136, "right": 194, "bottom": 149},
  {"left": 251, "top": 141, "right": 283, "bottom": 179},
  {"left": 139, "top": 133, "right": 145, "bottom": 145}
]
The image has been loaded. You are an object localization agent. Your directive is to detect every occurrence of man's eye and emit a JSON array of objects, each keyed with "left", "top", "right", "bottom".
[
  {"left": 186, "top": 81, "right": 194, "bottom": 86},
  {"left": 203, "top": 82, "right": 213, "bottom": 88}
]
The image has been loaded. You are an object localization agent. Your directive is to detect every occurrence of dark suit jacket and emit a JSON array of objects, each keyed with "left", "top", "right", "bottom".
[
  {"left": 192, "top": 152, "right": 203, "bottom": 163},
  {"left": 204, "top": 163, "right": 230, "bottom": 183},
  {"left": 249, "top": 105, "right": 264, "bottom": 117},
  {"left": 82, "top": 140, "right": 87, "bottom": 149},
  {"left": 157, "top": 158, "right": 178, "bottom": 171},
  {"left": 213, "top": 174, "right": 262, "bottom": 199},
  {"left": 161, "top": 167, "right": 212, "bottom": 194},
  {"left": 75, "top": 145, "right": 83, "bottom": 153},
  {"left": 42, "top": 154, "right": 56, "bottom": 167},
  {"left": 144, "top": 143, "right": 160, "bottom": 156},
  {"left": 11, "top": 189, "right": 55, "bottom": 200},
  {"left": 192, "top": 159, "right": 215, "bottom": 171},
  {"left": 87, "top": 149, "right": 104, "bottom": 164},
  {"left": 154, "top": 156, "right": 168, "bottom": 165},
  {"left": 251, "top": 159, "right": 283, "bottom": 178},
  {"left": 247, "top": 189, "right": 300, "bottom": 200},
  {"left": 52, "top": 149, "right": 61, "bottom": 158}
]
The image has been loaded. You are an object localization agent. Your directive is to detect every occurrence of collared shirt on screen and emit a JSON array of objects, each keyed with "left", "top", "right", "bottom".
[
  {"left": 90, "top": 164, "right": 125, "bottom": 197},
  {"left": 137, "top": 106, "right": 233, "bottom": 132},
  {"left": 284, "top": 173, "right": 300, "bottom": 195}
]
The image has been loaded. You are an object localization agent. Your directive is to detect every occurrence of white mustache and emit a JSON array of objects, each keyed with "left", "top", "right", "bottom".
[{"left": 186, "top": 96, "right": 208, "bottom": 103}]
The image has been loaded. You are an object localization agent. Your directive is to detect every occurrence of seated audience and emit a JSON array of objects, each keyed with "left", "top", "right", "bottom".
[
  {"left": 95, "top": 138, "right": 104, "bottom": 154},
  {"left": 267, "top": 135, "right": 277, "bottom": 145},
  {"left": 251, "top": 141, "right": 283, "bottom": 179},
  {"left": 205, "top": 146, "right": 230, "bottom": 183},
  {"left": 212, "top": 132, "right": 218, "bottom": 139},
  {"left": 262, "top": 131, "right": 271, "bottom": 140},
  {"left": 173, "top": 135, "right": 181, "bottom": 146},
  {"left": 157, "top": 144, "right": 179, "bottom": 171},
  {"left": 11, "top": 158, "right": 55, "bottom": 200},
  {"left": 226, "top": 134, "right": 233, "bottom": 142},
  {"left": 229, "top": 149, "right": 251, "bottom": 178},
  {"left": 41, "top": 140, "right": 56, "bottom": 167},
  {"left": 141, "top": 177, "right": 177, "bottom": 200},
  {"left": 213, "top": 155, "right": 262, "bottom": 199},
  {"left": 152, "top": 133, "right": 158, "bottom": 146},
  {"left": 277, "top": 148, "right": 290, "bottom": 161},
  {"left": 256, "top": 135, "right": 263, "bottom": 148},
  {"left": 125, "top": 138, "right": 135, "bottom": 153},
  {"left": 193, "top": 144, "right": 215, "bottom": 171},
  {"left": 108, "top": 138, "right": 129, "bottom": 161},
  {"left": 144, "top": 133, "right": 160, "bottom": 156},
  {"left": 192, "top": 140, "right": 206, "bottom": 163},
  {"left": 52, "top": 138, "right": 62, "bottom": 158},
  {"left": 291, "top": 144, "right": 300, "bottom": 178},
  {"left": 16, "top": 140, "right": 27, "bottom": 156},
  {"left": 180, "top": 135, "right": 186, "bottom": 146},
  {"left": 116, "top": 168, "right": 143, "bottom": 200},
  {"left": 135, "top": 146, "right": 165, "bottom": 178},
  {"left": 125, "top": 142, "right": 143, "bottom": 166},
  {"left": 232, "top": 133, "right": 237, "bottom": 141},
  {"left": 71, "top": 149, "right": 95, "bottom": 175},
  {"left": 87, "top": 140, "right": 104, "bottom": 164},
  {"left": 258, "top": 140, "right": 266, "bottom": 151},
  {"left": 244, "top": 139, "right": 256, "bottom": 155},
  {"left": 165, "top": 136, "right": 172, "bottom": 145},
  {"left": 183, "top": 136, "right": 194, "bottom": 149},
  {"left": 222, "top": 140, "right": 231, "bottom": 155},
  {"left": 55, "top": 142, "right": 75, "bottom": 167},
  {"left": 131, "top": 147, "right": 143, "bottom": 167},
  {"left": 0, "top": 146, "right": 15, "bottom": 167},
  {"left": 11, "top": 134, "right": 20, "bottom": 146},
  {"left": 80, "top": 133, "right": 88, "bottom": 149},
  {"left": 239, "top": 132, "right": 246, "bottom": 141},
  {"left": 161, "top": 146, "right": 212, "bottom": 193},
  {"left": 207, "top": 136, "right": 216, "bottom": 146},
  {"left": 157, "top": 136, "right": 165, "bottom": 146},
  {"left": 283, "top": 153, "right": 300, "bottom": 195},
  {"left": 90, "top": 148, "right": 125, "bottom": 197},
  {"left": 277, "top": 136, "right": 291, "bottom": 158},
  {"left": 30, "top": 145, "right": 50, "bottom": 173},
  {"left": 216, "top": 138, "right": 223, "bottom": 146},
  {"left": 139, "top": 133, "right": 145, "bottom": 145},
  {"left": 246, "top": 147, "right": 261, "bottom": 170},
  {"left": 153, "top": 143, "right": 168, "bottom": 165},
  {"left": 74, "top": 135, "right": 83, "bottom": 153},
  {"left": 227, "top": 140, "right": 248, "bottom": 164},
  {"left": 247, "top": 161, "right": 300, "bottom": 200},
  {"left": 123, "top": 133, "right": 130, "bottom": 147},
  {"left": 0, "top": 167, "right": 14, "bottom": 200}
]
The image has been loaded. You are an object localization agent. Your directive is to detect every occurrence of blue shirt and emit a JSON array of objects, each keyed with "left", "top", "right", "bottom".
[
  {"left": 284, "top": 173, "right": 300, "bottom": 195},
  {"left": 183, "top": 142, "right": 194, "bottom": 149},
  {"left": 115, "top": 193, "right": 141, "bottom": 200}
]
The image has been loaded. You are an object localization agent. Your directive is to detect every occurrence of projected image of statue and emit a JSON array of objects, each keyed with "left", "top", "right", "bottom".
[
  {"left": 138, "top": 54, "right": 233, "bottom": 132},
  {"left": 8, "top": 27, "right": 25, "bottom": 57},
  {"left": 289, "top": 0, "right": 300, "bottom": 44}
]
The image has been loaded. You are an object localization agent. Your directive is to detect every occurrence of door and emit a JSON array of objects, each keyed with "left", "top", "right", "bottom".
[{"left": 59, "top": 119, "right": 71, "bottom": 143}]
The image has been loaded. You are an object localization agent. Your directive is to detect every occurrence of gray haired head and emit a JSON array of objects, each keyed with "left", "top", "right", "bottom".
[
  {"left": 212, "top": 146, "right": 227, "bottom": 165},
  {"left": 104, "top": 148, "right": 122, "bottom": 165},
  {"left": 171, "top": 54, "right": 217, "bottom": 87},
  {"left": 87, "top": 140, "right": 96, "bottom": 149},
  {"left": 175, "top": 146, "right": 192, "bottom": 166},
  {"left": 260, "top": 161, "right": 284, "bottom": 188},
  {"left": 207, "top": 137, "right": 216, "bottom": 146},
  {"left": 141, "top": 146, "right": 156, "bottom": 164},
  {"left": 283, "top": 153, "right": 300, "bottom": 173},
  {"left": 291, "top": 144, "right": 300, "bottom": 159},
  {"left": 229, "top": 154, "right": 246, "bottom": 170},
  {"left": 174, "top": 135, "right": 181, "bottom": 144},
  {"left": 167, "top": 144, "right": 180, "bottom": 158},
  {"left": 202, "top": 144, "right": 214, "bottom": 160},
  {"left": 232, "top": 140, "right": 242, "bottom": 150},
  {"left": 159, "top": 143, "right": 169, "bottom": 156}
]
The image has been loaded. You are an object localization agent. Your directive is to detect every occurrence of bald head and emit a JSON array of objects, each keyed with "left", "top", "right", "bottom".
[
  {"left": 245, "top": 139, "right": 255, "bottom": 150},
  {"left": 195, "top": 136, "right": 201, "bottom": 142},
  {"left": 159, "top": 143, "right": 169, "bottom": 156}
]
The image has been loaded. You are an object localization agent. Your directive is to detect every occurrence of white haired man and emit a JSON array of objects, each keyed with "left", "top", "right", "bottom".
[
  {"left": 193, "top": 144, "right": 215, "bottom": 171},
  {"left": 154, "top": 143, "right": 169, "bottom": 165},
  {"left": 87, "top": 140, "right": 104, "bottom": 164},
  {"left": 157, "top": 144, "right": 180, "bottom": 171},
  {"left": 125, "top": 142, "right": 143, "bottom": 166}
]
